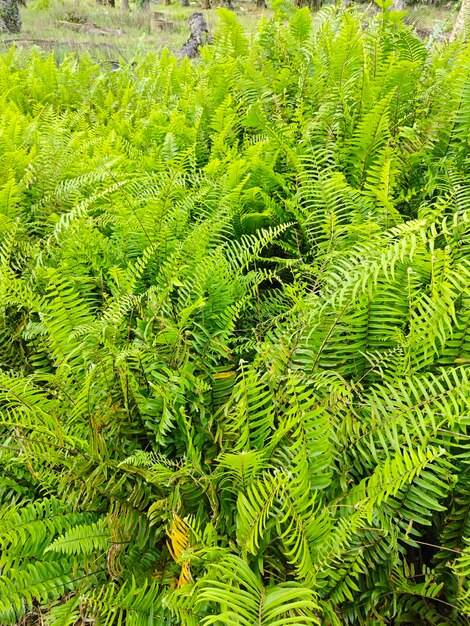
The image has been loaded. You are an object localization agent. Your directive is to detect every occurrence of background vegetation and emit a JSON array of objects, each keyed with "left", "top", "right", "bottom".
[
  {"left": 0, "top": 2, "right": 470, "bottom": 624},
  {"left": 0, "top": 0, "right": 462, "bottom": 59}
]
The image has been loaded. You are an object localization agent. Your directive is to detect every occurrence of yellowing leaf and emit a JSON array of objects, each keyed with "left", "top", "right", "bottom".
[
  {"left": 213, "top": 371, "right": 236, "bottom": 380},
  {"left": 166, "top": 514, "right": 193, "bottom": 587}
]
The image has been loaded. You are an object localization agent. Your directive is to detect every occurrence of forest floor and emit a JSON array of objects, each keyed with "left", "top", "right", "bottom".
[{"left": 0, "top": 0, "right": 459, "bottom": 61}]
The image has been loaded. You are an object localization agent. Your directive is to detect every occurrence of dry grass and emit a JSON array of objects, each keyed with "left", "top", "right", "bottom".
[
  {"left": 0, "top": 0, "right": 272, "bottom": 60},
  {"left": 405, "top": 4, "right": 456, "bottom": 34}
]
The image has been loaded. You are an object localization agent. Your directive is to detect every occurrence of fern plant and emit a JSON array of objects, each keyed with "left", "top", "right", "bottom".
[{"left": 0, "top": 4, "right": 469, "bottom": 625}]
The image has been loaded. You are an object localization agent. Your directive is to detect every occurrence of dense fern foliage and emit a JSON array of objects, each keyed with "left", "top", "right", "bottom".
[{"left": 1, "top": 4, "right": 470, "bottom": 624}]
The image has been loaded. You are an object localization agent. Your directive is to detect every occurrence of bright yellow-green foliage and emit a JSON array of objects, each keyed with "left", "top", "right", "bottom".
[{"left": 0, "top": 5, "right": 470, "bottom": 624}]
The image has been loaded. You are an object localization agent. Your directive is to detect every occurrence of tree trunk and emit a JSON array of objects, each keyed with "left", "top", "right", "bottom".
[
  {"left": 121, "top": 0, "right": 130, "bottom": 11},
  {"left": 180, "top": 11, "right": 210, "bottom": 58},
  {"left": 0, "top": 0, "right": 21, "bottom": 33},
  {"left": 256, "top": 0, "right": 267, "bottom": 7},
  {"left": 452, "top": 0, "right": 470, "bottom": 38},
  {"left": 294, "top": 0, "right": 321, "bottom": 9}
]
